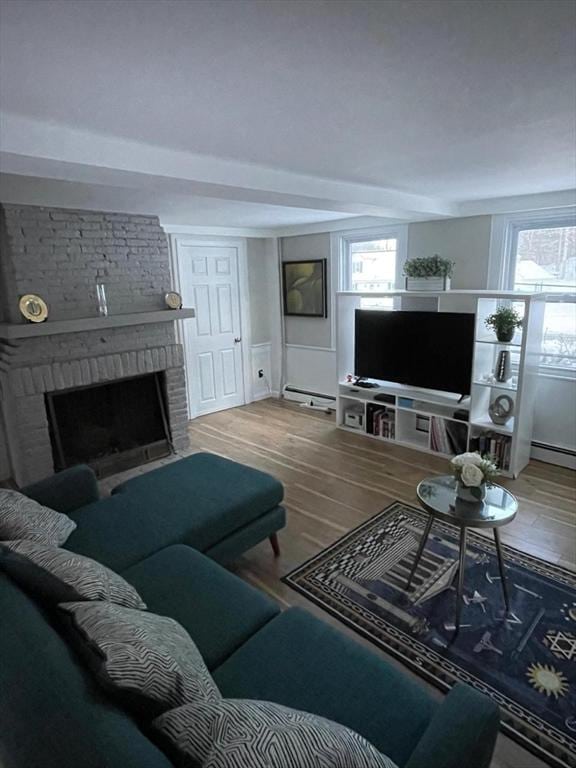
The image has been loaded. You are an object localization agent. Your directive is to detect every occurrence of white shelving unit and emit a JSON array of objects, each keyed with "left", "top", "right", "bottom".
[{"left": 336, "top": 290, "right": 546, "bottom": 478}]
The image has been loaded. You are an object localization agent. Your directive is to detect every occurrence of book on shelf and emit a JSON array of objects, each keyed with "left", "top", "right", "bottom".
[
  {"left": 430, "top": 417, "right": 450, "bottom": 454},
  {"left": 470, "top": 431, "right": 511, "bottom": 470},
  {"left": 430, "top": 417, "right": 468, "bottom": 455},
  {"left": 445, "top": 420, "right": 468, "bottom": 454},
  {"left": 367, "top": 405, "right": 395, "bottom": 439}
]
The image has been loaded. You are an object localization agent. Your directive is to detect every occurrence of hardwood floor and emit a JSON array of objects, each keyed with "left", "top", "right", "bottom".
[{"left": 188, "top": 398, "right": 576, "bottom": 768}]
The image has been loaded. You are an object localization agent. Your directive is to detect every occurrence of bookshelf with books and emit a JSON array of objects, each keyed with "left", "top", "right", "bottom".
[
  {"left": 470, "top": 430, "right": 512, "bottom": 472},
  {"left": 337, "top": 382, "right": 468, "bottom": 455},
  {"left": 366, "top": 403, "right": 396, "bottom": 440}
]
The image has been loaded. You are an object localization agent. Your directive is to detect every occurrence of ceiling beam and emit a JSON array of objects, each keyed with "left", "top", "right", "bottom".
[
  {"left": 458, "top": 189, "right": 576, "bottom": 216},
  {"left": 0, "top": 113, "right": 457, "bottom": 221}
]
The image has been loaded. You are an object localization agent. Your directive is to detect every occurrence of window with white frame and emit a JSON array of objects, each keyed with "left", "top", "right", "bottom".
[
  {"left": 341, "top": 228, "right": 407, "bottom": 309},
  {"left": 504, "top": 216, "right": 576, "bottom": 373}
]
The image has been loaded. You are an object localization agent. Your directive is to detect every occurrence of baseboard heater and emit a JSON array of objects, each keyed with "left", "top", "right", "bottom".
[
  {"left": 282, "top": 385, "right": 336, "bottom": 409},
  {"left": 531, "top": 440, "right": 576, "bottom": 469}
]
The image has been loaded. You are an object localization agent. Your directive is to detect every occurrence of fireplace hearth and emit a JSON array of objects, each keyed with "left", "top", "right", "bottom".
[{"left": 46, "top": 373, "right": 171, "bottom": 478}]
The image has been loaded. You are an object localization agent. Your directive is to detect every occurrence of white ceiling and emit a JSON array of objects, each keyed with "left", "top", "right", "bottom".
[{"left": 0, "top": 0, "right": 575, "bottom": 228}]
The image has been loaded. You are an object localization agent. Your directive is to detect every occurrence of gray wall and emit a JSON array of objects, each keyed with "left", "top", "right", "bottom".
[
  {"left": 407, "top": 216, "right": 492, "bottom": 289},
  {"left": 278, "top": 217, "right": 493, "bottom": 365},
  {"left": 246, "top": 238, "right": 283, "bottom": 395},
  {"left": 281, "top": 232, "right": 332, "bottom": 348},
  {"left": 247, "top": 238, "right": 270, "bottom": 345}
]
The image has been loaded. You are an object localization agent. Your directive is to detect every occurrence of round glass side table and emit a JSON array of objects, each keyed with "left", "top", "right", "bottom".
[{"left": 409, "top": 475, "right": 518, "bottom": 635}]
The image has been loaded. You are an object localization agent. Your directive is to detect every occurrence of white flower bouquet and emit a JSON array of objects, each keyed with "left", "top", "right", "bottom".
[{"left": 451, "top": 452, "right": 498, "bottom": 502}]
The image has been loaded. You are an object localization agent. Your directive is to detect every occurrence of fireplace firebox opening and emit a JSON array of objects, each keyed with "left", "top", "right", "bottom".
[{"left": 46, "top": 372, "right": 172, "bottom": 478}]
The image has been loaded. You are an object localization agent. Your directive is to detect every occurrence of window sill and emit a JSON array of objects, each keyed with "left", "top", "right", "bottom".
[
  {"left": 536, "top": 367, "right": 576, "bottom": 382},
  {"left": 511, "top": 363, "right": 575, "bottom": 382}
]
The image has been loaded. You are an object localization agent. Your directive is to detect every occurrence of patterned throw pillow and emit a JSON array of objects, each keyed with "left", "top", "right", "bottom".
[
  {"left": 153, "top": 699, "right": 399, "bottom": 768},
  {"left": 0, "top": 489, "right": 76, "bottom": 545},
  {"left": 60, "top": 601, "right": 220, "bottom": 716},
  {"left": 0, "top": 540, "right": 146, "bottom": 609}
]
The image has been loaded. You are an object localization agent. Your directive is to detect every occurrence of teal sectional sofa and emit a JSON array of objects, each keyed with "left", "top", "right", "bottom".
[
  {"left": 0, "top": 457, "right": 500, "bottom": 768},
  {"left": 64, "top": 453, "right": 286, "bottom": 571}
]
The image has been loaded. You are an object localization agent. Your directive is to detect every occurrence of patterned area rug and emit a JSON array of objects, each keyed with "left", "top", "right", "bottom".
[{"left": 283, "top": 501, "right": 576, "bottom": 768}]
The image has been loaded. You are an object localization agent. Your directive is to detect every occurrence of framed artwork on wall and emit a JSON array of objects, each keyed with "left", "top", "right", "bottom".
[{"left": 282, "top": 259, "right": 327, "bottom": 317}]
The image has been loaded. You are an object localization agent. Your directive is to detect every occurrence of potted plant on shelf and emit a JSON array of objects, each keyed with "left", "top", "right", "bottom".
[
  {"left": 451, "top": 451, "right": 499, "bottom": 502},
  {"left": 484, "top": 306, "right": 523, "bottom": 342},
  {"left": 403, "top": 254, "right": 454, "bottom": 291}
]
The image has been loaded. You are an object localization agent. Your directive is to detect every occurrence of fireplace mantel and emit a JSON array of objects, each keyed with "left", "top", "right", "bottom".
[{"left": 0, "top": 308, "right": 195, "bottom": 340}]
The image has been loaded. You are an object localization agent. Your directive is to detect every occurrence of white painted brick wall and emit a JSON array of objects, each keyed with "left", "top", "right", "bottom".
[
  {"left": 1, "top": 204, "right": 171, "bottom": 322},
  {"left": 0, "top": 204, "right": 190, "bottom": 484}
]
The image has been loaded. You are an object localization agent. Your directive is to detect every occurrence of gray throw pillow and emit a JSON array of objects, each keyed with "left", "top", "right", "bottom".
[
  {"left": 0, "top": 540, "right": 146, "bottom": 609},
  {"left": 60, "top": 601, "right": 220, "bottom": 716},
  {"left": 153, "top": 699, "right": 399, "bottom": 768},
  {"left": 0, "top": 489, "right": 76, "bottom": 545}
]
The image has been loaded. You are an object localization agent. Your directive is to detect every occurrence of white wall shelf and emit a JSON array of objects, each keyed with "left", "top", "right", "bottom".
[
  {"left": 472, "top": 380, "right": 518, "bottom": 392},
  {"left": 336, "top": 290, "right": 546, "bottom": 478},
  {"left": 336, "top": 289, "right": 548, "bottom": 299},
  {"left": 395, "top": 406, "right": 464, "bottom": 424},
  {"left": 475, "top": 337, "right": 522, "bottom": 347},
  {"left": 471, "top": 417, "right": 515, "bottom": 436}
]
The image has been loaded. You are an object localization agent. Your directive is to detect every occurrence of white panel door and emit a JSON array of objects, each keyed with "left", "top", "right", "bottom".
[{"left": 179, "top": 244, "right": 245, "bottom": 416}]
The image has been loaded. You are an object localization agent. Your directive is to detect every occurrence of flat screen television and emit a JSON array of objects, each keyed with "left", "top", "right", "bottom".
[{"left": 354, "top": 310, "right": 475, "bottom": 396}]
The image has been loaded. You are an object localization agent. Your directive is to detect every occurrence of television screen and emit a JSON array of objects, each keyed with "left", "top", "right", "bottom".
[{"left": 354, "top": 310, "right": 475, "bottom": 395}]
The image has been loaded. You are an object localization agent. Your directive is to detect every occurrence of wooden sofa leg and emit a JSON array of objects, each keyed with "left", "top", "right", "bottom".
[{"left": 269, "top": 532, "right": 280, "bottom": 557}]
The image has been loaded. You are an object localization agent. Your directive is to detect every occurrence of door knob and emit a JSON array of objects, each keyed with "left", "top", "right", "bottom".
[{"left": 234, "top": 337, "right": 242, "bottom": 343}]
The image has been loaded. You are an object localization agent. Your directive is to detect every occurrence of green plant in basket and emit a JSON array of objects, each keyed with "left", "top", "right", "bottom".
[
  {"left": 403, "top": 254, "right": 454, "bottom": 278},
  {"left": 484, "top": 306, "right": 523, "bottom": 342}
]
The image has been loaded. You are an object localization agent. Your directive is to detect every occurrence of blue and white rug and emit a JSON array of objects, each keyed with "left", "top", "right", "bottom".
[{"left": 283, "top": 501, "right": 576, "bottom": 768}]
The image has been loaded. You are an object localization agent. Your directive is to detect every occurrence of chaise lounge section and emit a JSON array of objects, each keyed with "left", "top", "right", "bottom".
[
  {"left": 25, "top": 452, "right": 286, "bottom": 571},
  {"left": 0, "top": 459, "right": 500, "bottom": 768}
]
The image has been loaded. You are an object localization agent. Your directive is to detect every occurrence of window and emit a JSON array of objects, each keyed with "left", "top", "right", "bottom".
[
  {"left": 341, "top": 227, "right": 407, "bottom": 309},
  {"left": 349, "top": 238, "right": 397, "bottom": 292},
  {"left": 505, "top": 217, "right": 576, "bottom": 373}
]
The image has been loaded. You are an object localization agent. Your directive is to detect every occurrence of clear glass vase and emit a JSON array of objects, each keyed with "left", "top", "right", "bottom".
[
  {"left": 456, "top": 481, "right": 486, "bottom": 503},
  {"left": 96, "top": 283, "right": 108, "bottom": 317}
]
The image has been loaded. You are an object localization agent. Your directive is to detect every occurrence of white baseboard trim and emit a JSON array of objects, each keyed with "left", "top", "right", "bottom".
[
  {"left": 252, "top": 391, "right": 279, "bottom": 402},
  {"left": 531, "top": 442, "right": 576, "bottom": 470},
  {"left": 284, "top": 344, "right": 337, "bottom": 352}
]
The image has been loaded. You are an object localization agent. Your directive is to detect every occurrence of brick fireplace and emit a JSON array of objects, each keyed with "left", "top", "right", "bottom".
[{"left": 0, "top": 204, "right": 190, "bottom": 485}]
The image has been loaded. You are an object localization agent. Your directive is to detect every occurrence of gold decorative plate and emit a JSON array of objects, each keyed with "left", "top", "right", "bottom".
[
  {"left": 165, "top": 291, "right": 182, "bottom": 310},
  {"left": 19, "top": 294, "right": 48, "bottom": 323}
]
